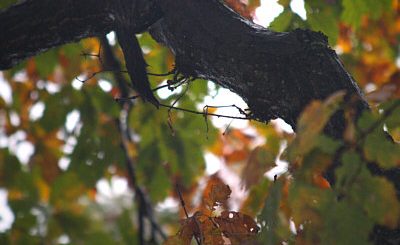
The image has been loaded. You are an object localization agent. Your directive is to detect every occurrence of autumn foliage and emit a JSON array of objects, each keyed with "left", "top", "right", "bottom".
[{"left": 0, "top": 0, "right": 400, "bottom": 244}]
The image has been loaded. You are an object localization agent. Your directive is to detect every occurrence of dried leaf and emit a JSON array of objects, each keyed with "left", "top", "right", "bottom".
[
  {"left": 202, "top": 175, "right": 231, "bottom": 211},
  {"left": 214, "top": 211, "right": 259, "bottom": 244},
  {"left": 241, "top": 145, "right": 276, "bottom": 189}
]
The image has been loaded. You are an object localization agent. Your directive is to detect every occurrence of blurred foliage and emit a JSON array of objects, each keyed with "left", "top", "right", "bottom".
[{"left": 0, "top": 0, "right": 399, "bottom": 244}]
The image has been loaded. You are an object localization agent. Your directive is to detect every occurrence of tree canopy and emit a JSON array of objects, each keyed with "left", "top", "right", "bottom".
[{"left": 0, "top": 0, "right": 399, "bottom": 244}]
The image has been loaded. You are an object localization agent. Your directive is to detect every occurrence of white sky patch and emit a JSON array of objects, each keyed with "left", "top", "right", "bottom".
[
  {"left": 57, "top": 235, "right": 71, "bottom": 245},
  {"left": 15, "top": 141, "right": 34, "bottom": 164},
  {"left": 9, "top": 111, "right": 20, "bottom": 127},
  {"left": 63, "top": 136, "right": 77, "bottom": 155},
  {"left": 65, "top": 110, "right": 80, "bottom": 132},
  {"left": 95, "top": 176, "right": 130, "bottom": 202},
  {"left": 0, "top": 136, "right": 7, "bottom": 148},
  {"left": 106, "top": 31, "right": 116, "bottom": 46},
  {"left": 254, "top": 0, "right": 306, "bottom": 27},
  {"left": 156, "top": 197, "right": 179, "bottom": 212},
  {"left": 12, "top": 71, "right": 27, "bottom": 82},
  {"left": 110, "top": 176, "right": 129, "bottom": 196},
  {"left": 0, "top": 72, "right": 12, "bottom": 104},
  {"left": 266, "top": 140, "right": 289, "bottom": 179},
  {"left": 265, "top": 159, "right": 288, "bottom": 179},
  {"left": 156, "top": 79, "right": 183, "bottom": 100},
  {"left": 29, "top": 101, "right": 45, "bottom": 121},
  {"left": 96, "top": 179, "right": 112, "bottom": 199},
  {"left": 272, "top": 118, "right": 294, "bottom": 134},
  {"left": 98, "top": 79, "right": 112, "bottom": 92},
  {"left": 0, "top": 189, "right": 14, "bottom": 232},
  {"left": 290, "top": 0, "right": 307, "bottom": 20},
  {"left": 200, "top": 86, "right": 249, "bottom": 129},
  {"left": 72, "top": 77, "right": 84, "bottom": 90},
  {"left": 58, "top": 157, "right": 71, "bottom": 170},
  {"left": 364, "top": 83, "right": 377, "bottom": 93},
  {"left": 45, "top": 81, "right": 61, "bottom": 94},
  {"left": 205, "top": 152, "right": 222, "bottom": 175},
  {"left": 218, "top": 162, "right": 247, "bottom": 211},
  {"left": 254, "top": 0, "right": 283, "bottom": 27}
]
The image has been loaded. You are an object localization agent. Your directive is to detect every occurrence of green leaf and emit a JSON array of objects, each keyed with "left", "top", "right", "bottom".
[
  {"left": 335, "top": 151, "right": 362, "bottom": 189},
  {"left": 40, "top": 86, "right": 81, "bottom": 131},
  {"left": 316, "top": 134, "right": 342, "bottom": 155},
  {"left": 341, "top": 0, "right": 392, "bottom": 28},
  {"left": 278, "top": 0, "right": 290, "bottom": 8},
  {"left": 241, "top": 178, "right": 271, "bottom": 217},
  {"left": 381, "top": 100, "right": 400, "bottom": 130},
  {"left": 286, "top": 91, "right": 344, "bottom": 161},
  {"left": 258, "top": 178, "right": 284, "bottom": 245},
  {"left": 117, "top": 210, "right": 138, "bottom": 244},
  {"left": 305, "top": 2, "right": 339, "bottom": 45},
  {"left": 248, "top": 0, "right": 261, "bottom": 8},
  {"left": 0, "top": 149, "right": 22, "bottom": 187},
  {"left": 355, "top": 171, "right": 400, "bottom": 228},
  {"left": 321, "top": 201, "right": 373, "bottom": 245},
  {"left": 0, "top": 0, "right": 17, "bottom": 10},
  {"left": 336, "top": 152, "right": 400, "bottom": 228},
  {"left": 363, "top": 130, "right": 400, "bottom": 169},
  {"left": 34, "top": 49, "right": 59, "bottom": 78},
  {"left": 50, "top": 172, "right": 85, "bottom": 206},
  {"left": 270, "top": 9, "right": 293, "bottom": 31}
]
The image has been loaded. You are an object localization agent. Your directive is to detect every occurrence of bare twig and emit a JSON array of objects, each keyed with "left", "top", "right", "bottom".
[
  {"left": 176, "top": 185, "right": 201, "bottom": 245},
  {"left": 176, "top": 185, "right": 189, "bottom": 219},
  {"left": 99, "top": 36, "right": 167, "bottom": 244},
  {"left": 160, "top": 103, "right": 254, "bottom": 120},
  {"left": 75, "top": 67, "right": 175, "bottom": 84}
]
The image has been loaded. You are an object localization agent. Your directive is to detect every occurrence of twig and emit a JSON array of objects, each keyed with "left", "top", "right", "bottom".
[
  {"left": 167, "top": 78, "right": 193, "bottom": 134},
  {"left": 160, "top": 103, "right": 255, "bottom": 121},
  {"left": 176, "top": 186, "right": 201, "bottom": 245},
  {"left": 75, "top": 68, "right": 175, "bottom": 83},
  {"left": 176, "top": 185, "right": 189, "bottom": 218},
  {"left": 357, "top": 100, "right": 400, "bottom": 143},
  {"left": 99, "top": 36, "right": 167, "bottom": 243}
]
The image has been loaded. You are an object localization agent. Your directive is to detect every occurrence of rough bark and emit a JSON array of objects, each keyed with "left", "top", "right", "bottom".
[
  {"left": 0, "top": 0, "right": 398, "bottom": 243},
  {"left": 0, "top": 0, "right": 367, "bottom": 135},
  {"left": 151, "top": 0, "right": 369, "bottom": 138},
  {"left": 0, "top": 0, "right": 162, "bottom": 69}
]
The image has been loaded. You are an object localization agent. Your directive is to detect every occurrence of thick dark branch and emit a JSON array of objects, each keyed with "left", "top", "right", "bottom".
[
  {"left": 151, "top": 0, "right": 369, "bottom": 138},
  {"left": 0, "top": 0, "right": 162, "bottom": 69},
  {"left": 116, "top": 27, "right": 159, "bottom": 106}
]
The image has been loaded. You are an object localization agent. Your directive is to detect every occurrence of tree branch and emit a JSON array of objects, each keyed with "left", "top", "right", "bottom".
[
  {"left": 0, "top": 0, "right": 162, "bottom": 69},
  {"left": 150, "top": 0, "right": 369, "bottom": 138},
  {"left": 100, "top": 37, "right": 166, "bottom": 243}
]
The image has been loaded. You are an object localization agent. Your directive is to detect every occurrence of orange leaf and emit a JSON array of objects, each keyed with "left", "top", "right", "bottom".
[
  {"left": 210, "top": 183, "right": 231, "bottom": 206},
  {"left": 312, "top": 174, "right": 331, "bottom": 189},
  {"left": 201, "top": 175, "right": 231, "bottom": 211}
]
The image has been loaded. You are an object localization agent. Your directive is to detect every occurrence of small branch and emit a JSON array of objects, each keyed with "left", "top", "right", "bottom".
[
  {"left": 357, "top": 100, "right": 400, "bottom": 143},
  {"left": 116, "top": 25, "right": 159, "bottom": 106},
  {"left": 160, "top": 103, "right": 255, "bottom": 121},
  {"left": 167, "top": 78, "right": 193, "bottom": 134},
  {"left": 99, "top": 36, "right": 166, "bottom": 243},
  {"left": 176, "top": 186, "right": 201, "bottom": 245},
  {"left": 176, "top": 185, "right": 189, "bottom": 218}
]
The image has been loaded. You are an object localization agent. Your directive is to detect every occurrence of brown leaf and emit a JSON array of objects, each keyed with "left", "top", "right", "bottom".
[
  {"left": 175, "top": 212, "right": 202, "bottom": 245},
  {"left": 214, "top": 211, "right": 259, "bottom": 244},
  {"left": 163, "top": 235, "right": 186, "bottom": 245},
  {"left": 241, "top": 145, "right": 276, "bottom": 189},
  {"left": 210, "top": 183, "right": 232, "bottom": 207},
  {"left": 201, "top": 175, "right": 231, "bottom": 211},
  {"left": 199, "top": 215, "right": 224, "bottom": 245}
]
